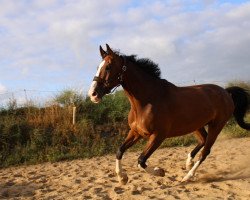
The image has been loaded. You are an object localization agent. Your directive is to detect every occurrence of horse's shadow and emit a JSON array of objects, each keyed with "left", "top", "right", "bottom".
[{"left": 0, "top": 181, "right": 38, "bottom": 199}]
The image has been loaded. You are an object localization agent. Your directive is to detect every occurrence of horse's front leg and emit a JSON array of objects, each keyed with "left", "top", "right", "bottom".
[
  {"left": 116, "top": 130, "right": 141, "bottom": 185},
  {"left": 138, "top": 134, "right": 165, "bottom": 177}
]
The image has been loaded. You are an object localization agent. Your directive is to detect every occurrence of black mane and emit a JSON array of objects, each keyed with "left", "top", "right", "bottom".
[{"left": 115, "top": 51, "right": 161, "bottom": 79}]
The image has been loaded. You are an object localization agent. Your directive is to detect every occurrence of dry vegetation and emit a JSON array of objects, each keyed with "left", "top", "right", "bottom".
[{"left": 0, "top": 82, "right": 249, "bottom": 168}]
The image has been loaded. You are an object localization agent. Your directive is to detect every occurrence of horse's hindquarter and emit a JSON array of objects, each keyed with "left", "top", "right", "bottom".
[{"left": 156, "top": 84, "right": 234, "bottom": 137}]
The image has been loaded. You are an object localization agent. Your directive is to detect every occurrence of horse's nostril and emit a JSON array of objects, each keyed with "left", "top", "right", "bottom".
[{"left": 92, "top": 91, "right": 97, "bottom": 97}]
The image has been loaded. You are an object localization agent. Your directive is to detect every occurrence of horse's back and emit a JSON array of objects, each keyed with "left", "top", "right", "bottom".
[
  {"left": 155, "top": 80, "right": 234, "bottom": 119},
  {"left": 157, "top": 82, "right": 234, "bottom": 135},
  {"left": 181, "top": 84, "right": 234, "bottom": 122},
  {"left": 178, "top": 84, "right": 234, "bottom": 115},
  {"left": 187, "top": 84, "right": 233, "bottom": 108}
]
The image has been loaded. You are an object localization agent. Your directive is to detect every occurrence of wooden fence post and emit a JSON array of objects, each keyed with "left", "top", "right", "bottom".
[{"left": 72, "top": 106, "right": 76, "bottom": 125}]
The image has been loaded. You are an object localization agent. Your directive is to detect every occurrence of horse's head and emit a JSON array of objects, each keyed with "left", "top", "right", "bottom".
[{"left": 88, "top": 44, "right": 126, "bottom": 103}]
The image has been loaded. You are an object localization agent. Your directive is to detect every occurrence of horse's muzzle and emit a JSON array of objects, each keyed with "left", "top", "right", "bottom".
[{"left": 89, "top": 85, "right": 110, "bottom": 103}]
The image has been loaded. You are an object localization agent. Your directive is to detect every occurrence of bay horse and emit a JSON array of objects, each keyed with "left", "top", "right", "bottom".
[{"left": 88, "top": 44, "right": 250, "bottom": 184}]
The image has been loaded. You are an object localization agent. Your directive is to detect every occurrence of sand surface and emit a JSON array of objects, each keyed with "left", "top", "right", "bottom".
[{"left": 0, "top": 137, "right": 250, "bottom": 200}]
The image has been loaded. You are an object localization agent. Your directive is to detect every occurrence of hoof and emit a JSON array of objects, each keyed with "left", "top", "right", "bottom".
[
  {"left": 181, "top": 173, "right": 193, "bottom": 182},
  {"left": 145, "top": 167, "right": 165, "bottom": 177},
  {"left": 117, "top": 173, "right": 128, "bottom": 185},
  {"left": 153, "top": 167, "right": 165, "bottom": 177}
]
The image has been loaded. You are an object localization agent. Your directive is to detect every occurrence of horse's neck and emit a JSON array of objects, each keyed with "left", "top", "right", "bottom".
[{"left": 122, "top": 63, "right": 158, "bottom": 108}]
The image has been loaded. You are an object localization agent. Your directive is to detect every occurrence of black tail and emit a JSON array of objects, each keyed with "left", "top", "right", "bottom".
[{"left": 226, "top": 86, "right": 250, "bottom": 130}]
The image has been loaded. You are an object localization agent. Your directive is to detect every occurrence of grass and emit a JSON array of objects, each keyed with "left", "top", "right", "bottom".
[
  {"left": 221, "top": 114, "right": 250, "bottom": 138},
  {"left": 0, "top": 85, "right": 249, "bottom": 168}
]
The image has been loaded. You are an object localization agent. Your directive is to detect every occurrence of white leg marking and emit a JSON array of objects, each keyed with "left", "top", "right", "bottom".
[
  {"left": 137, "top": 164, "right": 146, "bottom": 171},
  {"left": 186, "top": 153, "right": 194, "bottom": 170},
  {"left": 182, "top": 160, "right": 201, "bottom": 182},
  {"left": 115, "top": 159, "right": 122, "bottom": 174},
  {"left": 115, "top": 159, "right": 128, "bottom": 185}
]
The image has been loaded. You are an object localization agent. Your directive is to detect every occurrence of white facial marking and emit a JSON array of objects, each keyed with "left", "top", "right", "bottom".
[
  {"left": 96, "top": 60, "right": 105, "bottom": 76},
  {"left": 88, "top": 60, "right": 106, "bottom": 103},
  {"left": 88, "top": 81, "right": 97, "bottom": 97}
]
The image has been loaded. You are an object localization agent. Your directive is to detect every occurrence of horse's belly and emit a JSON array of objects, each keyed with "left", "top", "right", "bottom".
[{"left": 167, "top": 114, "right": 211, "bottom": 136}]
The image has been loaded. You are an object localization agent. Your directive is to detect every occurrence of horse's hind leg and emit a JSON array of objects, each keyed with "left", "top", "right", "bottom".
[
  {"left": 116, "top": 130, "right": 141, "bottom": 185},
  {"left": 182, "top": 122, "right": 225, "bottom": 182},
  {"left": 186, "top": 127, "right": 207, "bottom": 170}
]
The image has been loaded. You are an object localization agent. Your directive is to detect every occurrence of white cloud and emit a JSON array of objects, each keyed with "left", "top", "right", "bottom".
[
  {"left": 106, "top": 1, "right": 250, "bottom": 85},
  {"left": 0, "top": 83, "right": 7, "bottom": 94},
  {"left": 0, "top": 0, "right": 249, "bottom": 104}
]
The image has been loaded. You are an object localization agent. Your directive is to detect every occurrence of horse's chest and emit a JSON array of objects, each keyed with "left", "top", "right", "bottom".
[
  {"left": 136, "top": 124, "right": 152, "bottom": 137},
  {"left": 129, "top": 104, "right": 157, "bottom": 136},
  {"left": 133, "top": 114, "right": 155, "bottom": 137}
]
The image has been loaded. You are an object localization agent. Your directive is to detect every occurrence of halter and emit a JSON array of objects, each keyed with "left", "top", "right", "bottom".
[{"left": 93, "top": 57, "right": 127, "bottom": 94}]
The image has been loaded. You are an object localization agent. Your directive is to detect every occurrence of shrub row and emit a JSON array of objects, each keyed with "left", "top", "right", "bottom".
[{"left": 0, "top": 82, "right": 249, "bottom": 168}]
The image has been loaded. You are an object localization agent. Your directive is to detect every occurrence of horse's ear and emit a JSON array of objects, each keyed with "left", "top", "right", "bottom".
[
  {"left": 106, "top": 44, "right": 114, "bottom": 55},
  {"left": 100, "top": 45, "right": 107, "bottom": 59}
]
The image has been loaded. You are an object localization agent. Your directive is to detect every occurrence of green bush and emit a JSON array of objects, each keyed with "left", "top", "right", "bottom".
[
  {"left": 0, "top": 83, "right": 249, "bottom": 168},
  {"left": 226, "top": 80, "right": 250, "bottom": 91},
  {"left": 0, "top": 90, "right": 130, "bottom": 167},
  {"left": 78, "top": 91, "right": 129, "bottom": 124}
]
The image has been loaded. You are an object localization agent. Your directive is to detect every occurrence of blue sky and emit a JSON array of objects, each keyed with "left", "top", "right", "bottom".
[{"left": 0, "top": 0, "right": 250, "bottom": 105}]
